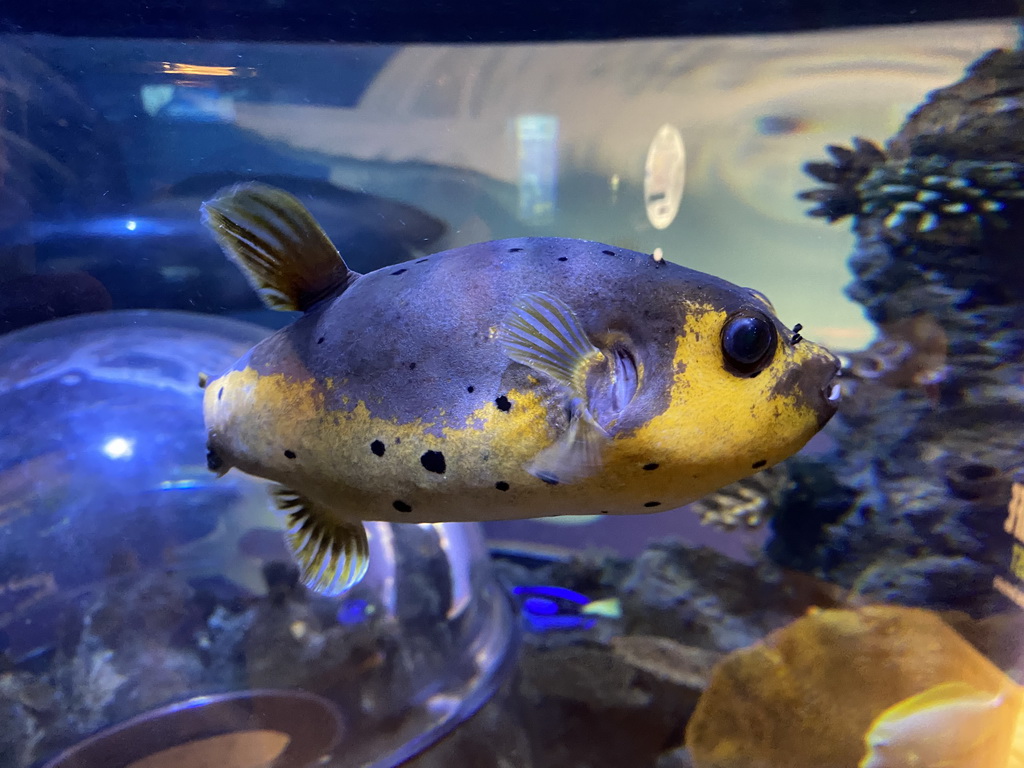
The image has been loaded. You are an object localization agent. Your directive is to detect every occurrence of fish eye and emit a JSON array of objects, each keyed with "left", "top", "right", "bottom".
[{"left": 721, "top": 311, "right": 777, "bottom": 376}]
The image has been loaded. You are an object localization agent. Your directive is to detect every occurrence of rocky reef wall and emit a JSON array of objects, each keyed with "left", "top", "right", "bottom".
[{"left": 772, "top": 48, "right": 1024, "bottom": 615}]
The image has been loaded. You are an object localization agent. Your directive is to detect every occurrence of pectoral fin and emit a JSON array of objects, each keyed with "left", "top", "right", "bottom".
[
  {"left": 201, "top": 183, "right": 360, "bottom": 312},
  {"left": 499, "top": 292, "right": 610, "bottom": 483},
  {"left": 499, "top": 291, "right": 605, "bottom": 392},
  {"left": 529, "top": 398, "right": 609, "bottom": 485},
  {"left": 270, "top": 486, "right": 369, "bottom": 595}
]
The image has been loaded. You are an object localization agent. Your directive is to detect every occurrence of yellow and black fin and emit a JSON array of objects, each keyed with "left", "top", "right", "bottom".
[
  {"left": 498, "top": 292, "right": 610, "bottom": 483},
  {"left": 271, "top": 486, "right": 369, "bottom": 596},
  {"left": 201, "top": 183, "right": 360, "bottom": 312}
]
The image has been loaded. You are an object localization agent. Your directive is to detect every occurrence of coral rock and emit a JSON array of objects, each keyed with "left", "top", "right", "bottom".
[
  {"left": 685, "top": 605, "right": 1013, "bottom": 768},
  {"left": 777, "top": 46, "right": 1024, "bottom": 615}
]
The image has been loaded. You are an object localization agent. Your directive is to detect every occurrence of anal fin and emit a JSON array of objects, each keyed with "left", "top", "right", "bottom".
[{"left": 271, "top": 485, "right": 369, "bottom": 596}]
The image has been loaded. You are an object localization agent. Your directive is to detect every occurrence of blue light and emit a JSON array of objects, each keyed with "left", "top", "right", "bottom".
[
  {"left": 513, "top": 584, "right": 605, "bottom": 633},
  {"left": 522, "top": 596, "right": 559, "bottom": 616},
  {"left": 336, "top": 598, "right": 373, "bottom": 626},
  {"left": 511, "top": 584, "right": 589, "bottom": 604},
  {"left": 102, "top": 437, "right": 134, "bottom": 460}
]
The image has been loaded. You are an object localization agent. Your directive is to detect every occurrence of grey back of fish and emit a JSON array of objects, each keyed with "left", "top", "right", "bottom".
[{"left": 239, "top": 237, "right": 771, "bottom": 437}]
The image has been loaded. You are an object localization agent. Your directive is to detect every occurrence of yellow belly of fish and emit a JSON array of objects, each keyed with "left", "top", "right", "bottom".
[{"left": 206, "top": 356, "right": 813, "bottom": 524}]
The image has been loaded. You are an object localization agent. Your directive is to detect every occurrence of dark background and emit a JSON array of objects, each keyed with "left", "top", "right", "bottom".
[{"left": 1, "top": 0, "right": 1018, "bottom": 43}]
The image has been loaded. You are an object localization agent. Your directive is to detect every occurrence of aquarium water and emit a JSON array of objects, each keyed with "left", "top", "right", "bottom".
[{"left": 0, "top": 3, "right": 1021, "bottom": 767}]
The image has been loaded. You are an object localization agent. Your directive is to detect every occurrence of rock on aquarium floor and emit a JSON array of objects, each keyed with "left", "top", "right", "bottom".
[{"left": 409, "top": 539, "right": 1024, "bottom": 768}]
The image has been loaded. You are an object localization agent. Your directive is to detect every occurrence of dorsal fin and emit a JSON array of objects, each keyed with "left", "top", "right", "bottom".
[{"left": 201, "top": 182, "right": 360, "bottom": 312}]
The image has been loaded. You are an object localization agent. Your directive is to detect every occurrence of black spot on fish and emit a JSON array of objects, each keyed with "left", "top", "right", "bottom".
[
  {"left": 602, "top": 250, "right": 615, "bottom": 256},
  {"left": 317, "top": 337, "right": 325, "bottom": 344},
  {"left": 206, "top": 449, "right": 223, "bottom": 472},
  {"left": 495, "top": 395, "right": 512, "bottom": 411},
  {"left": 644, "top": 501, "right": 661, "bottom": 508},
  {"left": 467, "top": 385, "right": 475, "bottom": 393},
  {"left": 420, "top": 450, "right": 446, "bottom": 474},
  {"left": 391, "top": 268, "right": 408, "bottom": 276},
  {"left": 409, "top": 362, "right": 417, "bottom": 370},
  {"left": 557, "top": 256, "right": 568, "bottom": 262},
  {"left": 416, "top": 258, "right": 429, "bottom": 264},
  {"left": 284, "top": 449, "right": 297, "bottom": 459},
  {"left": 217, "top": 387, "right": 223, "bottom": 401},
  {"left": 643, "top": 463, "right": 659, "bottom": 471},
  {"left": 752, "top": 459, "right": 767, "bottom": 469},
  {"left": 371, "top": 440, "right": 385, "bottom": 457},
  {"left": 600, "top": 510, "right": 610, "bottom": 514},
  {"left": 393, "top": 500, "right": 412, "bottom": 513},
  {"left": 495, "top": 481, "right": 510, "bottom": 491},
  {"left": 508, "top": 247, "right": 524, "bottom": 253}
]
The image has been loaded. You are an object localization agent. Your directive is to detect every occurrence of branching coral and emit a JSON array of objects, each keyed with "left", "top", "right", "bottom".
[
  {"left": 799, "top": 137, "right": 886, "bottom": 223},
  {"left": 800, "top": 140, "right": 1024, "bottom": 245}
]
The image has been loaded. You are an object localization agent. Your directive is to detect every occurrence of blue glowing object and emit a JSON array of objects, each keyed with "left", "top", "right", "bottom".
[
  {"left": 511, "top": 584, "right": 589, "bottom": 604},
  {"left": 102, "top": 436, "right": 135, "bottom": 460},
  {"left": 336, "top": 598, "right": 373, "bottom": 626},
  {"left": 0, "top": 216, "right": 191, "bottom": 247},
  {"left": 512, "top": 584, "right": 603, "bottom": 633},
  {"left": 521, "top": 596, "right": 559, "bottom": 616}
]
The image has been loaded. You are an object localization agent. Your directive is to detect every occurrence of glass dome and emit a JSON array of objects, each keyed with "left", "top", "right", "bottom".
[{"left": 0, "top": 310, "right": 517, "bottom": 768}]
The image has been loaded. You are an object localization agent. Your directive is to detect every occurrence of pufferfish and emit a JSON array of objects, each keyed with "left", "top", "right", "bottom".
[{"left": 200, "top": 183, "right": 841, "bottom": 596}]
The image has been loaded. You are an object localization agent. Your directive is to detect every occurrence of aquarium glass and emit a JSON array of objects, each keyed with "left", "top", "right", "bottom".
[{"left": 0, "top": 4, "right": 1022, "bottom": 768}]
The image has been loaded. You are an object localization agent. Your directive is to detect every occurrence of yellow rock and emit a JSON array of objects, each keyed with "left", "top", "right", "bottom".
[{"left": 686, "top": 605, "right": 1019, "bottom": 768}]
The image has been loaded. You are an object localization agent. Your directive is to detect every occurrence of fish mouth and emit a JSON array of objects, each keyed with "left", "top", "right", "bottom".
[
  {"left": 769, "top": 351, "right": 842, "bottom": 428},
  {"left": 819, "top": 356, "right": 843, "bottom": 422}
]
